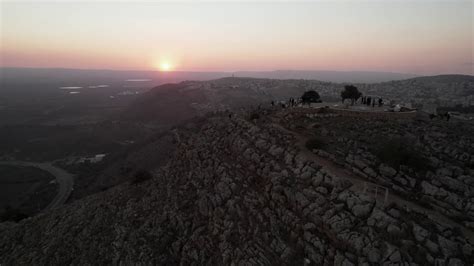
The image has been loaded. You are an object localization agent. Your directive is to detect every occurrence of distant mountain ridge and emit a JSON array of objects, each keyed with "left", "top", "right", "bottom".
[
  {"left": 1, "top": 67, "right": 418, "bottom": 84},
  {"left": 408, "top": 74, "right": 474, "bottom": 83},
  {"left": 234, "top": 70, "right": 418, "bottom": 83}
]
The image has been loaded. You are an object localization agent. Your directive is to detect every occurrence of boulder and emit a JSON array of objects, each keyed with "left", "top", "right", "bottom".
[
  {"left": 438, "top": 236, "right": 458, "bottom": 257},
  {"left": 353, "top": 157, "right": 367, "bottom": 170},
  {"left": 312, "top": 172, "right": 324, "bottom": 187},
  {"left": 447, "top": 258, "right": 464, "bottom": 266},
  {"left": 379, "top": 164, "right": 397, "bottom": 177},
  {"left": 255, "top": 139, "right": 268, "bottom": 150},
  {"left": 301, "top": 171, "right": 312, "bottom": 180},
  {"left": 366, "top": 247, "right": 381, "bottom": 263},
  {"left": 421, "top": 181, "right": 438, "bottom": 196},
  {"left": 412, "top": 224, "right": 429, "bottom": 242},
  {"left": 269, "top": 145, "right": 284, "bottom": 157},
  {"left": 326, "top": 212, "right": 353, "bottom": 233},
  {"left": 367, "top": 209, "right": 396, "bottom": 229},
  {"left": 352, "top": 204, "right": 372, "bottom": 218},
  {"left": 363, "top": 167, "right": 377, "bottom": 178},
  {"left": 387, "top": 224, "right": 401, "bottom": 236},
  {"left": 462, "top": 243, "right": 472, "bottom": 256},
  {"left": 315, "top": 187, "right": 328, "bottom": 194},
  {"left": 425, "top": 240, "right": 439, "bottom": 253},
  {"left": 296, "top": 192, "right": 310, "bottom": 208}
]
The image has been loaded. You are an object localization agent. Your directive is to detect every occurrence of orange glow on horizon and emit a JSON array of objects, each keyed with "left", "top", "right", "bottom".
[
  {"left": 1, "top": 2, "right": 472, "bottom": 75},
  {"left": 152, "top": 59, "right": 175, "bottom": 72},
  {"left": 160, "top": 62, "right": 172, "bottom": 71}
]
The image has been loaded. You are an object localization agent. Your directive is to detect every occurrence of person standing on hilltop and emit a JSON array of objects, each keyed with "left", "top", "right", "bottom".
[{"left": 378, "top": 98, "right": 383, "bottom": 107}]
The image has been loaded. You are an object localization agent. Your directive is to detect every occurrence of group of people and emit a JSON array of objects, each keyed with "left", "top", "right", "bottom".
[
  {"left": 271, "top": 97, "right": 300, "bottom": 109},
  {"left": 361, "top": 96, "right": 383, "bottom": 108},
  {"left": 288, "top": 97, "right": 298, "bottom": 107},
  {"left": 429, "top": 113, "right": 451, "bottom": 121},
  {"left": 270, "top": 95, "right": 386, "bottom": 109}
]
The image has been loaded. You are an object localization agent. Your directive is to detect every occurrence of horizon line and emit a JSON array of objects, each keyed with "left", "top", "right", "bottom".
[
  {"left": 2, "top": 66, "right": 473, "bottom": 77},
  {"left": 0, "top": 66, "right": 425, "bottom": 76}
]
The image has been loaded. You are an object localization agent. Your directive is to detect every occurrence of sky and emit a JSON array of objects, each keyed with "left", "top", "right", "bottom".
[{"left": 0, "top": 1, "right": 472, "bottom": 75}]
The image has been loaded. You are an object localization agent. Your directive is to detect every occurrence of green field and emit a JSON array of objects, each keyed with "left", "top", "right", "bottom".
[{"left": 0, "top": 165, "right": 58, "bottom": 221}]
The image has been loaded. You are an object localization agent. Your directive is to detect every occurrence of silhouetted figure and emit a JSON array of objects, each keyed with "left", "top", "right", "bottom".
[
  {"left": 367, "top": 97, "right": 371, "bottom": 106},
  {"left": 271, "top": 101, "right": 275, "bottom": 107},
  {"left": 372, "top": 100, "right": 375, "bottom": 108},
  {"left": 378, "top": 98, "right": 383, "bottom": 107},
  {"left": 446, "top": 113, "right": 451, "bottom": 121}
]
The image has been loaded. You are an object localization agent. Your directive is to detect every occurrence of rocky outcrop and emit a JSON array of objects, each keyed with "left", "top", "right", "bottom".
[
  {"left": 0, "top": 113, "right": 472, "bottom": 265},
  {"left": 293, "top": 111, "right": 474, "bottom": 228}
]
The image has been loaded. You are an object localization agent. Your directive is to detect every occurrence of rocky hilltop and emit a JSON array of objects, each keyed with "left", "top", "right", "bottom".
[
  {"left": 1, "top": 108, "right": 473, "bottom": 265},
  {"left": 122, "top": 75, "right": 473, "bottom": 125}
]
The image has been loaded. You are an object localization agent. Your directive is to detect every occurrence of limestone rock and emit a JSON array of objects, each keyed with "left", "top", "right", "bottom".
[
  {"left": 412, "top": 224, "right": 430, "bottom": 242},
  {"left": 379, "top": 164, "right": 397, "bottom": 177}
]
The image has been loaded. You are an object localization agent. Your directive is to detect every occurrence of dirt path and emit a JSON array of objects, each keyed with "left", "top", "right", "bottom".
[{"left": 271, "top": 121, "right": 474, "bottom": 241}]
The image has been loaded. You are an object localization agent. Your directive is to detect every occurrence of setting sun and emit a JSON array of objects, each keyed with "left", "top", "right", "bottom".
[{"left": 160, "top": 62, "right": 172, "bottom": 72}]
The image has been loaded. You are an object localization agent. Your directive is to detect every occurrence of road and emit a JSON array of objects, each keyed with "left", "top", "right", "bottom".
[{"left": 0, "top": 161, "right": 74, "bottom": 211}]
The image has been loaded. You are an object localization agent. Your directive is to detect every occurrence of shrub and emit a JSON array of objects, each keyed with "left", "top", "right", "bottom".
[
  {"left": 249, "top": 112, "right": 260, "bottom": 121},
  {"left": 375, "top": 138, "right": 430, "bottom": 173},
  {"left": 305, "top": 137, "right": 325, "bottom": 151},
  {"left": 301, "top": 90, "right": 322, "bottom": 104},
  {"left": 131, "top": 169, "right": 153, "bottom": 184}
]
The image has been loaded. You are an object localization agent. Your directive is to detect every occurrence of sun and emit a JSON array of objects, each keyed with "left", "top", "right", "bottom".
[{"left": 160, "top": 62, "right": 172, "bottom": 72}]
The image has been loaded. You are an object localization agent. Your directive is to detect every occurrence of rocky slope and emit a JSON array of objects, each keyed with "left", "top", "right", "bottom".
[
  {"left": 1, "top": 111, "right": 473, "bottom": 265},
  {"left": 282, "top": 108, "right": 474, "bottom": 228}
]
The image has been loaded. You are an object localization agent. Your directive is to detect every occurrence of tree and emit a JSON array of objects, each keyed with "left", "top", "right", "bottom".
[
  {"left": 375, "top": 137, "right": 430, "bottom": 173},
  {"left": 131, "top": 169, "right": 153, "bottom": 184},
  {"left": 301, "top": 90, "right": 322, "bottom": 105},
  {"left": 341, "top": 85, "right": 362, "bottom": 105}
]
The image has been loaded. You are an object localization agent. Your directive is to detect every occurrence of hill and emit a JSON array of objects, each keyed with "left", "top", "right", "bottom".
[
  {"left": 1, "top": 109, "right": 473, "bottom": 264},
  {"left": 122, "top": 74, "right": 474, "bottom": 125},
  {"left": 120, "top": 78, "right": 322, "bottom": 124},
  {"left": 409, "top": 74, "right": 474, "bottom": 83}
]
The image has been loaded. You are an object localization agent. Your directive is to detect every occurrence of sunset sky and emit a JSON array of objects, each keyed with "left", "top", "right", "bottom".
[{"left": 1, "top": 1, "right": 472, "bottom": 75}]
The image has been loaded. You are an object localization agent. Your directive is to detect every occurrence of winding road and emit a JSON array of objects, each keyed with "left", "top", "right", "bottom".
[{"left": 0, "top": 161, "right": 74, "bottom": 211}]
